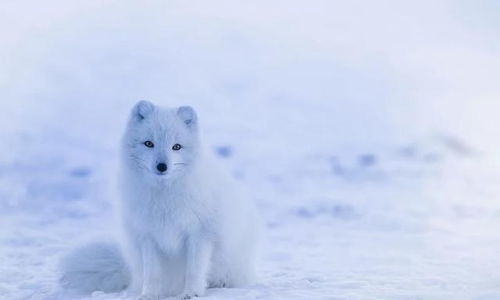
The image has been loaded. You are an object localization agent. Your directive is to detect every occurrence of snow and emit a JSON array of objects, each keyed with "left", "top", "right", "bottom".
[{"left": 1, "top": 1, "right": 500, "bottom": 299}]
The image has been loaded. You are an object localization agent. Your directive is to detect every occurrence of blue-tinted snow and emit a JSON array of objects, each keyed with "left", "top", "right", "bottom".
[{"left": 1, "top": 1, "right": 500, "bottom": 299}]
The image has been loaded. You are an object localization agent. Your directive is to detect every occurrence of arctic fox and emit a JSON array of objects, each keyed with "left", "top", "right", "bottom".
[{"left": 60, "top": 101, "right": 261, "bottom": 299}]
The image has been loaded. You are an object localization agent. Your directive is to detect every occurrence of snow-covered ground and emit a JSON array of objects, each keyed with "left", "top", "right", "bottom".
[{"left": 1, "top": 1, "right": 500, "bottom": 299}]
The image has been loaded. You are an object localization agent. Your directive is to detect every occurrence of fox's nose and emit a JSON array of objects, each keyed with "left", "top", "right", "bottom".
[{"left": 156, "top": 163, "right": 167, "bottom": 173}]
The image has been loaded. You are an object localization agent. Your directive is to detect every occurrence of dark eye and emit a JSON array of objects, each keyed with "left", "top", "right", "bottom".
[
  {"left": 172, "top": 144, "right": 182, "bottom": 151},
  {"left": 144, "top": 141, "right": 154, "bottom": 148}
]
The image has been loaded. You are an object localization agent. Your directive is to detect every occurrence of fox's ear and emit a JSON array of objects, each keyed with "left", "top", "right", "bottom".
[
  {"left": 177, "top": 106, "right": 197, "bottom": 129},
  {"left": 131, "top": 100, "right": 155, "bottom": 121}
]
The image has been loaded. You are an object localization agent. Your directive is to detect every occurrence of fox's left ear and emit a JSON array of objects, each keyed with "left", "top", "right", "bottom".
[
  {"left": 131, "top": 100, "right": 155, "bottom": 122},
  {"left": 177, "top": 106, "right": 197, "bottom": 130}
]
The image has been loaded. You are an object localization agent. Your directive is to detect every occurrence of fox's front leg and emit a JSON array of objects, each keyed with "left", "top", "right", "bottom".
[
  {"left": 139, "top": 240, "right": 164, "bottom": 300},
  {"left": 179, "top": 235, "right": 212, "bottom": 299}
]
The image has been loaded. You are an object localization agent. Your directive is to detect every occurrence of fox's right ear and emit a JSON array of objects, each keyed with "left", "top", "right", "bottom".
[{"left": 131, "top": 100, "right": 155, "bottom": 122}]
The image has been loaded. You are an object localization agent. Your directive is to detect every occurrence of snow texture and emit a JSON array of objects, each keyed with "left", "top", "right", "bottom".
[{"left": 1, "top": 1, "right": 500, "bottom": 299}]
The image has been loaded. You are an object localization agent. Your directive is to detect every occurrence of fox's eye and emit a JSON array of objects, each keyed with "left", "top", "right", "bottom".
[
  {"left": 172, "top": 144, "right": 182, "bottom": 151},
  {"left": 144, "top": 141, "right": 154, "bottom": 148}
]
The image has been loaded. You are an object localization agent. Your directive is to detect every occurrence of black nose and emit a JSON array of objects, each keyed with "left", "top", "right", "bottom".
[{"left": 156, "top": 163, "right": 167, "bottom": 172}]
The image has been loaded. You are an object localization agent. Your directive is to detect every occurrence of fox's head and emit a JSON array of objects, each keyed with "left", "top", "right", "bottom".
[{"left": 121, "top": 101, "right": 200, "bottom": 182}]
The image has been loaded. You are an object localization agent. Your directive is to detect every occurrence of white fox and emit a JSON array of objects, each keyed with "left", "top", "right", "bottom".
[{"left": 60, "top": 101, "right": 261, "bottom": 299}]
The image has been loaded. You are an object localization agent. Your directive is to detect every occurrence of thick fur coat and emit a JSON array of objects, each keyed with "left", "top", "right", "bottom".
[{"left": 60, "top": 101, "right": 260, "bottom": 300}]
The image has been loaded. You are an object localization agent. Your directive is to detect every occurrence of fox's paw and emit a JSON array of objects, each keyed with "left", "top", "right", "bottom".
[
  {"left": 178, "top": 291, "right": 199, "bottom": 300},
  {"left": 208, "top": 279, "right": 227, "bottom": 288}
]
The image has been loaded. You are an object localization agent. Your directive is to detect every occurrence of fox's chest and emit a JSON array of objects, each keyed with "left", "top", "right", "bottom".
[
  {"left": 151, "top": 222, "right": 186, "bottom": 254},
  {"left": 124, "top": 184, "right": 213, "bottom": 253},
  {"left": 146, "top": 205, "right": 204, "bottom": 254}
]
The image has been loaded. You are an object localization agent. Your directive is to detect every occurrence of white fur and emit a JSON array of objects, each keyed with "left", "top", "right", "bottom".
[
  {"left": 60, "top": 101, "right": 261, "bottom": 300},
  {"left": 59, "top": 241, "right": 130, "bottom": 293}
]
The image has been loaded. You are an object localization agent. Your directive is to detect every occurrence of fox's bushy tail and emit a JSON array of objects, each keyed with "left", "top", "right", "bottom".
[{"left": 59, "top": 241, "right": 131, "bottom": 293}]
